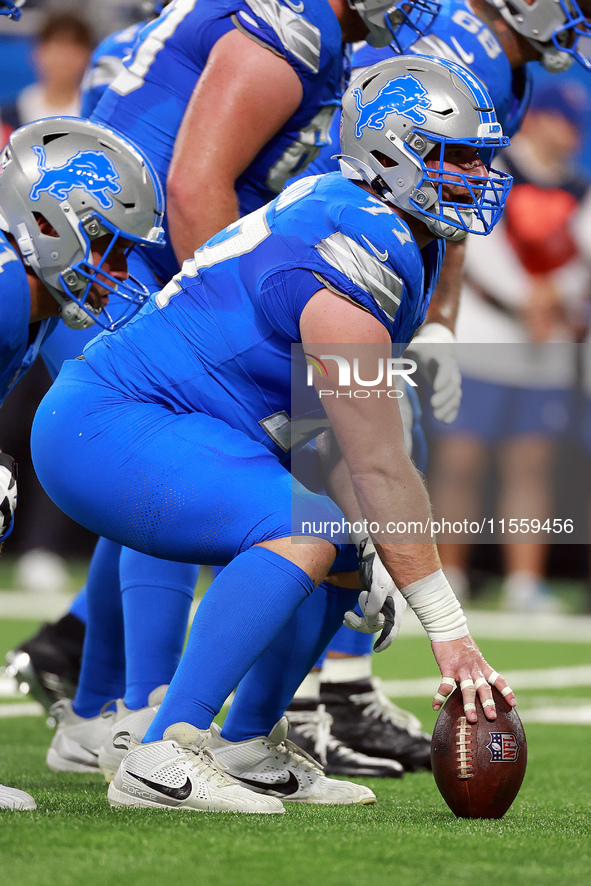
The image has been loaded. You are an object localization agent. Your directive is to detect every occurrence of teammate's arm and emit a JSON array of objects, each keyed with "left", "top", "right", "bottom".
[
  {"left": 405, "top": 241, "right": 465, "bottom": 424},
  {"left": 167, "top": 28, "right": 303, "bottom": 262}
]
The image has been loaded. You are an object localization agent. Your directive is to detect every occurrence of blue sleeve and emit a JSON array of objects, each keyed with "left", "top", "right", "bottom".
[
  {"left": 258, "top": 267, "right": 324, "bottom": 341},
  {"left": 0, "top": 242, "right": 31, "bottom": 403}
]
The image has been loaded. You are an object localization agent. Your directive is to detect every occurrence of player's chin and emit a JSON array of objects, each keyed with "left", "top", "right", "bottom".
[{"left": 87, "top": 288, "right": 110, "bottom": 309}]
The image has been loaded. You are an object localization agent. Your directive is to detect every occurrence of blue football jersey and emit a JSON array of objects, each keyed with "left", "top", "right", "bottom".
[
  {"left": 299, "top": 0, "right": 532, "bottom": 181},
  {"left": 80, "top": 22, "right": 146, "bottom": 119},
  {"left": 91, "top": 0, "right": 345, "bottom": 284},
  {"left": 84, "top": 173, "right": 443, "bottom": 461},
  {"left": 0, "top": 232, "right": 58, "bottom": 405}
]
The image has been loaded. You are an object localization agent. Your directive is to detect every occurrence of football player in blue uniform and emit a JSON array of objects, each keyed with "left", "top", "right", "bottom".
[
  {"left": 286, "top": 0, "right": 591, "bottom": 772},
  {"left": 24, "top": 0, "right": 444, "bottom": 776},
  {"left": 0, "top": 113, "right": 164, "bottom": 808},
  {"left": 32, "top": 56, "right": 516, "bottom": 814}
]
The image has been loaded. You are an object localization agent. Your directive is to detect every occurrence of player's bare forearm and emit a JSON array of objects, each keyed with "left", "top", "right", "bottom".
[
  {"left": 422, "top": 239, "right": 466, "bottom": 332},
  {"left": 315, "top": 389, "right": 440, "bottom": 587},
  {"left": 167, "top": 179, "right": 240, "bottom": 265}
]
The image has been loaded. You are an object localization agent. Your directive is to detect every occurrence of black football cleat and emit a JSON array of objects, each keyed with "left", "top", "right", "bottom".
[
  {"left": 285, "top": 702, "right": 404, "bottom": 778},
  {"left": 319, "top": 678, "right": 432, "bottom": 772},
  {"left": 5, "top": 613, "right": 85, "bottom": 711}
]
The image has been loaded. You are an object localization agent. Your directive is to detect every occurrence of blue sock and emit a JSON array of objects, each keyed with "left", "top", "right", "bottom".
[
  {"left": 222, "top": 580, "right": 358, "bottom": 741},
  {"left": 144, "top": 547, "right": 315, "bottom": 741},
  {"left": 73, "top": 537, "right": 125, "bottom": 718},
  {"left": 120, "top": 548, "right": 199, "bottom": 710},
  {"left": 68, "top": 587, "right": 87, "bottom": 624}
]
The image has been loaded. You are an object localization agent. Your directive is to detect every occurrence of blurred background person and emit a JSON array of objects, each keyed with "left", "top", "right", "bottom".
[
  {"left": 0, "top": 9, "right": 94, "bottom": 137},
  {"left": 428, "top": 79, "right": 591, "bottom": 613}
]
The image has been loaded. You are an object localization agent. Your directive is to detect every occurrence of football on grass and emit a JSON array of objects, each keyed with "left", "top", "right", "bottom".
[{"left": 431, "top": 686, "right": 527, "bottom": 819}]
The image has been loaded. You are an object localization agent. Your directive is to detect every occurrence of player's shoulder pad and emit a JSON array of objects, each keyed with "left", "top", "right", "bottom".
[
  {"left": 233, "top": 0, "right": 332, "bottom": 75},
  {"left": 314, "top": 175, "right": 424, "bottom": 323}
]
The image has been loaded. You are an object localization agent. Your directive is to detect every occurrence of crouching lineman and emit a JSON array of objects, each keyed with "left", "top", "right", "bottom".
[
  {"left": 31, "top": 56, "right": 516, "bottom": 814},
  {"left": 0, "top": 112, "right": 165, "bottom": 807}
]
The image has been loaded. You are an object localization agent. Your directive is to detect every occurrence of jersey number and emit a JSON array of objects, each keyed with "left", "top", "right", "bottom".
[
  {"left": 266, "top": 106, "right": 336, "bottom": 194},
  {"left": 156, "top": 205, "right": 271, "bottom": 308},
  {"left": 451, "top": 9, "right": 502, "bottom": 60}
]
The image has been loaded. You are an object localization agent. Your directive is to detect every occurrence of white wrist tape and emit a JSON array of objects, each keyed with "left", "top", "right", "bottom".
[{"left": 400, "top": 569, "right": 468, "bottom": 641}]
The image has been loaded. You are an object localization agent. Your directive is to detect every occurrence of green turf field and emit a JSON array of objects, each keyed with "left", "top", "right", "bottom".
[{"left": 1, "top": 608, "right": 590, "bottom": 886}]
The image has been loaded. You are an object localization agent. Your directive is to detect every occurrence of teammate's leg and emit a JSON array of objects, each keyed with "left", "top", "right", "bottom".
[{"left": 119, "top": 548, "right": 198, "bottom": 710}]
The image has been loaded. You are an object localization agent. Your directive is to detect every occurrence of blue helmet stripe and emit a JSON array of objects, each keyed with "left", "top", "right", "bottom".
[{"left": 410, "top": 53, "right": 497, "bottom": 125}]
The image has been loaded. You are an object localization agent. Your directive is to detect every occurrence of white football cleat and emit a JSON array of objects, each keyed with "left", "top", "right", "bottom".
[
  {"left": 0, "top": 784, "right": 36, "bottom": 810},
  {"left": 209, "top": 717, "right": 376, "bottom": 805},
  {"left": 108, "top": 723, "right": 285, "bottom": 814},
  {"left": 46, "top": 699, "right": 115, "bottom": 773},
  {"left": 98, "top": 685, "right": 167, "bottom": 783}
]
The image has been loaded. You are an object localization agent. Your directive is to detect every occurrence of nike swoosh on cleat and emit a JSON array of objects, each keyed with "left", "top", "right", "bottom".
[
  {"left": 449, "top": 37, "right": 474, "bottom": 65},
  {"left": 234, "top": 771, "right": 300, "bottom": 796},
  {"left": 361, "top": 236, "right": 388, "bottom": 262},
  {"left": 127, "top": 771, "right": 192, "bottom": 801},
  {"left": 284, "top": 0, "right": 304, "bottom": 10}
]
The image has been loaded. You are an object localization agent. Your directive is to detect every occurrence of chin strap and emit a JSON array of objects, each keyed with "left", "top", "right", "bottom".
[
  {"left": 540, "top": 44, "right": 575, "bottom": 72},
  {"left": 59, "top": 299, "right": 97, "bottom": 330}
]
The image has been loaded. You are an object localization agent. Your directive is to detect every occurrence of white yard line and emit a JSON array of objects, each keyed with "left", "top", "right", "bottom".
[
  {"left": 0, "top": 701, "right": 44, "bottom": 717},
  {"left": 521, "top": 705, "right": 591, "bottom": 725},
  {"left": 0, "top": 590, "right": 73, "bottom": 620},
  {"left": 399, "top": 609, "right": 591, "bottom": 643},
  {"left": 2, "top": 590, "right": 591, "bottom": 642}
]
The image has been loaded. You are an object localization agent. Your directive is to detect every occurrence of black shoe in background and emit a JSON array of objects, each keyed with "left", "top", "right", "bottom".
[
  {"left": 5, "top": 612, "right": 85, "bottom": 711},
  {"left": 286, "top": 701, "right": 404, "bottom": 778},
  {"left": 320, "top": 678, "right": 432, "bottom": 772}
]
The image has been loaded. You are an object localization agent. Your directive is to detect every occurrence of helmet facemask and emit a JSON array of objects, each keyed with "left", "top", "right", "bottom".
[
  {"left": 53, "top": 211, "right": 157, "bottom": 331},
  {"left": 399, "top": 129, "right": 512, "bottom": 241},
  {"left": 0, "top": 0, "right": 25, "bottom": 20},
  {"left": 347, "top": 0, "right": 441, "bottom": 49}
]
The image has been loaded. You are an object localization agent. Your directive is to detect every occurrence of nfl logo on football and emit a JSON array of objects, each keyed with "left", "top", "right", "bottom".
[{"left": 487, "top": 732, "right": 521, "bottom": 762}]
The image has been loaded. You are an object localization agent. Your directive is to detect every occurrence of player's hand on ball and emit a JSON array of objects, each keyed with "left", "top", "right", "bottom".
[
  {"left": 0, "top": 452, "right": 17, "bottom": 542},
  {"left": 430, "top": 634, "right": 516, "bottom": 723},
  {"left": 343, "top": 539, "right": 406, "bottom": 653},
  {"left": 405, "top": 322, "right": 462, "bottom": 424}
]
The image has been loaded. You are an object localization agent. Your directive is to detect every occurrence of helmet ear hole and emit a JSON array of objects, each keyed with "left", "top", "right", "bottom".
[
  {"left": 370, "top": 150, "right": 399, "bottom": 169},
  {"left": 33, "top": 212, "right": 59, "bottom": 238}
]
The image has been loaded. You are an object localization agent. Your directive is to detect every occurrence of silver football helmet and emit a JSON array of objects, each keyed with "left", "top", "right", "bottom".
[
  {"left": 347, "top": 0, "right": 441, "bottom": 48},
  {"left": 340, "top": 55, "right": 512, "bottom": 241},
  {"left": 0, "top": 0, "right": 25, "bottom": 20},
  {"left": 487, "top": 0, "right": 591, "bottom": 72},
  {"left": 0, "top": 117, "right": 165, "bottom": 330}
]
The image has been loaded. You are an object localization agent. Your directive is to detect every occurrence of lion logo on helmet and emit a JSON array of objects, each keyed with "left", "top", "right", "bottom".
[
  {"left": 353, "top": 75, "right": 432, "bottom": 139},
  {"left": 29, "top": 145, "right": 122, "bottom": 210}
]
